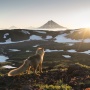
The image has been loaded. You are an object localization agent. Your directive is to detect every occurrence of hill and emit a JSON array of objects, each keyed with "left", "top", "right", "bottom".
[{"left": 39, "top": 20, "right": 66, "bottom": 29}]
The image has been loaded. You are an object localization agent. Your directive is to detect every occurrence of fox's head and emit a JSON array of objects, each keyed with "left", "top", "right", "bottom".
[{"left": 36, "top": 47, "right": 45, "bottom": 56}]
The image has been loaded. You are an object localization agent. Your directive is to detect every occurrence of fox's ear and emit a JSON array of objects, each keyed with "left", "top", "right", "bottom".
[
  {"left": 37, "top": 47, "right": 44, "bottom": 51},
  {"left": 37, "top": 47, "right": 42, "bottom": 50}
]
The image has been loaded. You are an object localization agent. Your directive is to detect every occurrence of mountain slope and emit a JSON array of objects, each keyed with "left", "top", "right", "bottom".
[{"left": 39, "top": 20, "right": 65, "bottom": 29}]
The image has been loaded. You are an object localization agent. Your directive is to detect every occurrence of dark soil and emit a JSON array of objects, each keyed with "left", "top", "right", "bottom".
[{"left": 0, "top": 64, "right": 90, "bottom": 90}]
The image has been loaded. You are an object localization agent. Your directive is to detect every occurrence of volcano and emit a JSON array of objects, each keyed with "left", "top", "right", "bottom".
[{"left": 39, "top": 20, "right": 65, "bottom": 29}]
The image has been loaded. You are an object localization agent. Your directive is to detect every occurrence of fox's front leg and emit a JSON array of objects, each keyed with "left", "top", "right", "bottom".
[
  {"left": 27, "top": 66, "right": 31, "bottom": 74},
  {"left": 33, "top": 65, "right": 40, "bottom": 76},
  {"left": 34, "top": 66, "right": 37, "bottom": 74},
  {"left": 39, "top": 63, "right": 43, "bottom": 73}
]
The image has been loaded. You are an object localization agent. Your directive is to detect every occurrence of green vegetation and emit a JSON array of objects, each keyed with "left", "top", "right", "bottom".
[
  {"left": 76, "top": 62, "right": 90, "bottom": 69},
  {"left": 40, "top": 84, "right": 72, "bottom": 90},
  {"left": 32, "top": 80, "right": 72, "bottom": 90}
]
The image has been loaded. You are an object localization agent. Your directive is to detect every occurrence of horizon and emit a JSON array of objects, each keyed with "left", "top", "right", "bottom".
[{"left": 0, "top": 0, "right": 90, "bottom": 29}]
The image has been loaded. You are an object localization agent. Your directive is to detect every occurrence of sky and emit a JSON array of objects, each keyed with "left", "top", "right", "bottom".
[{"left": 0, "top": 0, "right": 90, "bottom": 29}]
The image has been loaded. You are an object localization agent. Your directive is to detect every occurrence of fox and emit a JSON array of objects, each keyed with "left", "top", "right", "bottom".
[
  {"left": 8, "top": 47, "right": 45, "bottom": 76},
  {"left": 27, "top": 47, "right": 45, "bottom": 75},
  {"left": 8, "top": 59, "right": 30, "bottom": 76}
]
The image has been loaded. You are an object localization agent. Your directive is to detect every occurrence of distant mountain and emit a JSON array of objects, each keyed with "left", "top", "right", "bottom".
[
  {"left": 9, "top": 26, "right": 19, "bottom": 29},
  {"left": 0, "top": 28, "right": 3, "bottom": 30},
  {"left": 39, "top": 20, "right": 66, "bottom": 29}
]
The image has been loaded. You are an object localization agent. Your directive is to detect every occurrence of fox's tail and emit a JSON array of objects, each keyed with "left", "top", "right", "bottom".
[{"left": 8, "top": 59, "right": 30, "bottom": 76}]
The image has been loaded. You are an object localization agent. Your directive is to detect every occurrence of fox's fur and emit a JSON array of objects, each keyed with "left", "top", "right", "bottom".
[
  {"left": 8, "top": 59, "right": 30, "bottom": 76},
  {"left": 8, "top": 47, "right": 45, "bottom": 76},
  {"left": 27, "top": 48, "right": 45, "bottom": 75}
]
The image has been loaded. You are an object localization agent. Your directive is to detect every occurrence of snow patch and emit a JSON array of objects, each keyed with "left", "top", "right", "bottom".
[
  {"left": 0, "top": 38, "right": 30, "bottom": 44},
  {"left": 9, "top": 49, "right": 20, "bottom": 52},
  {"left": 30, "top": 35, "right": 43, "bottom": 40},
  {"left": 21, "top": 30, "right": 30, "bottom": 34},
  {"left": 33, "top": 45, "right": 39, "bottom": 47},
  {"left": 84, "top": 39, "right": 90, "bottom": 43},
  {"left": 2, "top": 65, "right": 16, "bottom": 69},
  {"left": 67, "top": 49, "right": 77, "bottom": 53},
  {"left": 67, "top": 43, "right": 74, "bottom": 46},
  {"left": 62, "top": 55, "right": 71, "bottom": 58},
  {"left": 55, "top": 34, "right": 82, "bottom": 43},
  {"left": 0, "top": 35, "right": 42, "bottom": 44},
  {"left": 0, "top": 55, "right": 9, "bottom": 62},
  {"left": 46, "top": 35, "right": 52, "bottom": 39},
  {"left": 4, "top": 33, "right": 9, "bottom": 38},
  {"left": 80, "top": 50, "right": 90, "bottom": 55},
  {"left": 26, "top": 50, "right": 32, "bottom": 52},
  {"left": 45, "top": 49, "right": 64, "bottom": 52},
  {"left": 5, "top": 38, "right": 12, "bottom": 43}
]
